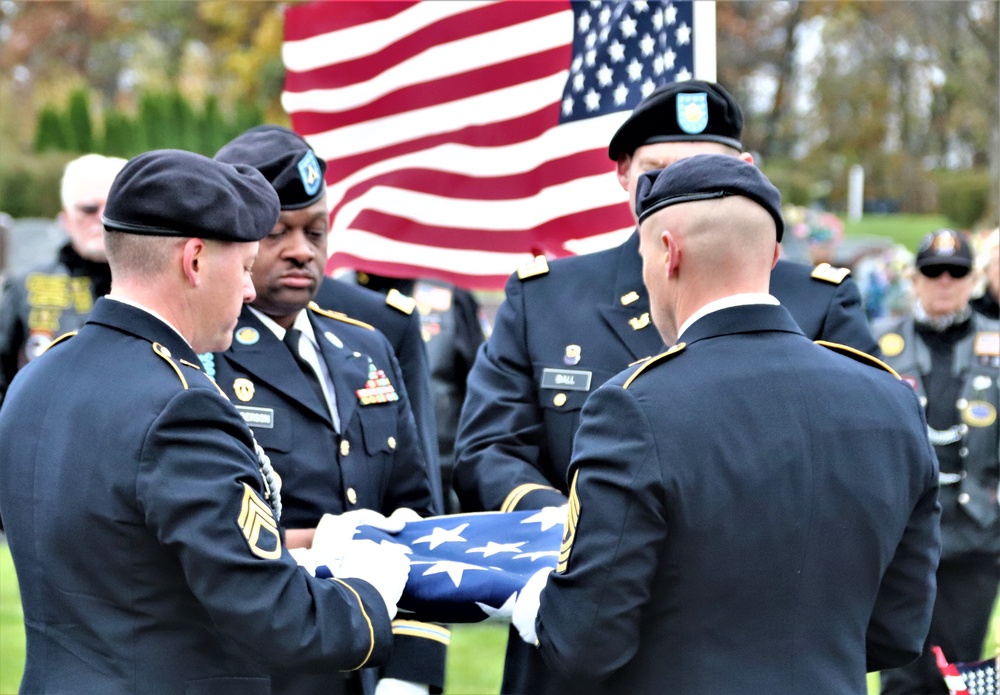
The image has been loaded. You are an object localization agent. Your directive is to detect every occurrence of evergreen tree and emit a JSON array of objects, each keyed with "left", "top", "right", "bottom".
[
  {"left": 65, "top": 88, "right": 94, "bottom": 153},
  {"left": 229, "top": 98, "right": 263, "bottom": 142},
  {"left": 33, "top": 106, "right": 68, "bottom": 153},
  {"left": 168, "top": 90, "right": 198, "bottom": 152},
  {"left": 198, "top": 95, "right": 226, "bottom": 155},
  {"left": 138, "top": 92, "right": 171, "bottom": 151},
  {"left": 103, "top": 109, "right": 140, "bottom": 158}
]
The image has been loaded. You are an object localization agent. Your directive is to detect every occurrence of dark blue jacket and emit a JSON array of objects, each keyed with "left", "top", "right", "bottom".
[
  {"left": 0, "top": 298, "right": 392, "bottom": 695},
  {"left": 455, "top": 233, "right": 879, "bottom": 514},
  {"left": 536, "top": 304, "right": 939, "bottom": 694}
]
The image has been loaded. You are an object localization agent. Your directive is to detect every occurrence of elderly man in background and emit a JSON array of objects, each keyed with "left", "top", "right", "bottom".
[
  {"left": 874, "top": 228, "right": 1000, "bottom": 694},
  {"left": 0, "top": 153, "right": 125, "bottom": 404}
]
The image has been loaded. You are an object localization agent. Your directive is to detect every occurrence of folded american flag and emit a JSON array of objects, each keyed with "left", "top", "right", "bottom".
[
  {"left": 935, "top": 646, "right": 999, "bottom": 695},
  {"left": 314, "top": 509, "right": 564, "bottom": 623}
]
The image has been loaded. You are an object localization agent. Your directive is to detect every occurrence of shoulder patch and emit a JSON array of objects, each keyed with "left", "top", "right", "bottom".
[
  {"left": 40, "top": 331, "right": 77, "bottom": 355},
  {"left": 815, "top": 340, "right": 900, "bottom": 379},
  {"left": 152, "top": 342, "right": 188, "bottom": 389},
  {"left": 517, "top": 255, "right": 549, "bottom": 281},
  {"left": 308, "top": 301, "right": 375, "bottom": 331},
  {"left": 385, "top": 288, "right": 416, "bottom": 315},
  {"left": 811, "top": 262, "right": 851, "bottom": 285},
  {"left": 623, "top": 342, "right": 686, "bottom": 389}
]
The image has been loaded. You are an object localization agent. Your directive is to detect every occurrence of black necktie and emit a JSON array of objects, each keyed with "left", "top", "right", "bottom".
[{"left": 284, "top": 328, "right": 328, "bottom": 412}]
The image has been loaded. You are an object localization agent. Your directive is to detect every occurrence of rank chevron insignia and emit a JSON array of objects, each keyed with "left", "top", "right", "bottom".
[{"left": 238, "top": 483, "right": 281, "bottom": 560}]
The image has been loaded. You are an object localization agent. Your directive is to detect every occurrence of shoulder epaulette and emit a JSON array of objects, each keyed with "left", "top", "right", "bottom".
[
  {"left": 811, "top": 262, "right": 851, "bottom": 285},
  {"left": 152, "top": 342, "right": 189, "bottom": 389},
  {"left": 40, "top": 331, "right": 77, "bottom": 355},
  {"left": 308, "top": 301, "right": 375, "bottom": 331},
  {"left": 385, "top": 288, "right": 416, "bottom": 315},
  {"left": 815, "top": 340, "right": 900, "bottom": 379},
  {"left": 623, "top": 342, "right": 686, "bottom": 389},
  {"left": 517, "top": 255, "right": 549, "bottom": 281}
]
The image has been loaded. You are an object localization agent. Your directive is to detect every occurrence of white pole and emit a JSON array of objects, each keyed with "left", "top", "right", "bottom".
[
  {"left": 693, "top": 1, "right": 717, "bottom": 82},
  {"left": 848, "top": 164, "right": 864, "bottom": 222}
]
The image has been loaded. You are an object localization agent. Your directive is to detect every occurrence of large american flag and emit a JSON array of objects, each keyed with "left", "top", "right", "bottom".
[{"left": 282, "top": 0, "right": 713, "bottom": 290}]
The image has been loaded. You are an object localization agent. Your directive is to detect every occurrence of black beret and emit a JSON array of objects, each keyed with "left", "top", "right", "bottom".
[
  {"left": 608, "top": 80, "right": 743, "bottom": 160},
  {"left": 214, "top": 125, "right": 327, "bottom": 210},
  {"left": 916, "top": 229, "right": 973, "bottom": 269},
  {"left": 635, "top": 154, "right": 784, "bottom": 241},
  {"left": 102, "top": 149, "right": 280, "bottom": 242}
]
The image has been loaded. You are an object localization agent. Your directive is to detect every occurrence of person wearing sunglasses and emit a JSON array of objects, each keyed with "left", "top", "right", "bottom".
[
  {"left": 873, "top": 228, "right": 1000, "bottom": 694},
  {"left": 0, "top": 153, "right": 126, "bottom": 406}
]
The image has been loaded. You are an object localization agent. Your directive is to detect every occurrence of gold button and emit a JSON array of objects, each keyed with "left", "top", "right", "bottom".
[
  {"left": 553, "top": 393, "right": 567, "bottom": 407},
  {"left": 387, "top": 436, "right": 396, "bottom": 449},
  {"left": 340, "top": 440, "right": 350, "bottom": 457},
  {"left": 347, "top": 487, "right": 358, "bottom": 504}
]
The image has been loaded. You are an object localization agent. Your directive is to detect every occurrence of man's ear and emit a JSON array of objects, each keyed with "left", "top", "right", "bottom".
[
  {"left": 615, "top": 154, "right": 632, "bottom": 192},
  {"left": 181, "top": 238, "right": 207, "bottom": 288},
  {"left": 663, "top": 229, "right": 680, "bottom": 277}
]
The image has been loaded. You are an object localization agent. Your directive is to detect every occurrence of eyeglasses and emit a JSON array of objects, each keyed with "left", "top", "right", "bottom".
[
  {"left": 74, "top": 203, "right": 102, "bottom": 216},
  {"left": 919, "top": 265, "right": 970, "bottom": 279}
]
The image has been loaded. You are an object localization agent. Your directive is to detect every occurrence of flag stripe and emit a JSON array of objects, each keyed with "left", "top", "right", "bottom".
[
  {"left": 347, "top": 203, "right": 632, "bottom": 252},
  {"left": 284, "top": 3, "right": 566, "bottom": 94},
  {"left": 336, "top": 171, "right": 626, "bottom": 233},
  {"left": 285, "top": 46, "right": 567, "bottom": 137},
  {"left": 297, "top": 73, "right": 570, "bottom": 163},
  {"left": 325, "top": 113, "right": 630, "bottom": 217},
  {"left": 283, "top": 1, "right": 417, "bottom": 43}
]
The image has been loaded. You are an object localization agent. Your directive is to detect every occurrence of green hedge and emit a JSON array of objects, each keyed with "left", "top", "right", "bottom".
[
  {"left": 0, "top": 152, "right": 75, "bottom": 219},
  {"left": 933, "top": 169, "right": 993, "bottom": 230}
]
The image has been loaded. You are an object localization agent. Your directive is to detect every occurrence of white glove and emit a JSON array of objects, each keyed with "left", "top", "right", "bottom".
[
  {"left": 374, "top": 678, "right": 430, "bottom": 695},
  {"left": 512, "top": 567, "right": 553, "bottom": 645},
  {"left": 311, "top": 508, "right": 399, "bottom": 562},
  {"left": 332, "top": 539, "right": 410, "bottom": 620}
]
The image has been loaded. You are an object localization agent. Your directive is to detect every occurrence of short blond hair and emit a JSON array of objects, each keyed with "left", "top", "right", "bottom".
[{"left": 104, "top": 230, "right": 185, "bottom": 280}]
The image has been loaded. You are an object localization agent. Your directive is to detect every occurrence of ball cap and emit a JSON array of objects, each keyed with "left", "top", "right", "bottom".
[
  {"left": 215, "top": 125, "right": 327, "bottom": 210},
  {"left": 102, "top": 149, "right": 280, "bottom": 242},
  {"left": 915, "top": 229, "right": 974, "bottom": 269},
  {"left": 608, "top": 80, "right": 743, "bottom": 160},
  {"left": 635, "top": 154, "right": 784, "bottom": 241}
]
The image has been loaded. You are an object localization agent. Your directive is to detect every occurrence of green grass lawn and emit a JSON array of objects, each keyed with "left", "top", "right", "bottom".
[
  {"left": 843, "top": 213, "right": 952, "bottom": 252},
  {"left": 0, "top": 541, "right": 24, "bottom": 695}
]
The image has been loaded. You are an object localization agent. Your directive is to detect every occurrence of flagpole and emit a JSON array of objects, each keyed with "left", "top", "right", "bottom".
[{"left": 692, "top": 1, "right": 717, "bottom": 82}]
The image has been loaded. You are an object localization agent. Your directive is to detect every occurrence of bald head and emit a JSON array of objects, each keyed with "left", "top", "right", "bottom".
[
  {"left": 649, "top": 195, "right": 778, "bottom": 277},
  {"left": 638, "top": 195, "right": 780, "bottom": 345}
]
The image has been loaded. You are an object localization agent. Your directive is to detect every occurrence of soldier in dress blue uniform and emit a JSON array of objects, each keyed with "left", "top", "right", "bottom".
[
  {"left": 873, "top": 229, "right": 999, "bottom": 694},
  {"left": 513, "top": 155, "right": 940, "bottom": 694},
  {"left": 0, "top": 150, "right": 410, "bottom": 694},
  {"left": 213, "top": 127, "right": 447, "bottom": 695},
  {"left": 452, "top": 80, "right": 881, "bottom": 694},
  {"left": 345, "top": 271, "right": 488, "bottom": 514},
  {"left": 314, "top": 276, "right": 442, "bottom": 511}
]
